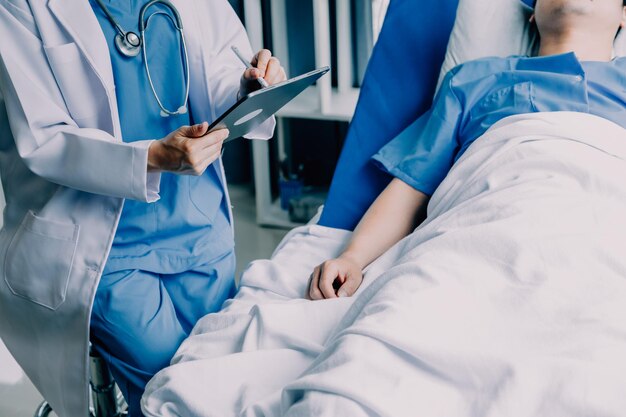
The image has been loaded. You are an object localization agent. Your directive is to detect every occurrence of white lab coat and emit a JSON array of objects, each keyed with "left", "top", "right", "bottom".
[{"left": 0, "top": 1, "right": 273, "bottom": 416}]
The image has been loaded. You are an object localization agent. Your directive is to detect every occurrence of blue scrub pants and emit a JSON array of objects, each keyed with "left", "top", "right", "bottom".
[{"left": 90, "top": 253, "right": 236, "bottom": 417}]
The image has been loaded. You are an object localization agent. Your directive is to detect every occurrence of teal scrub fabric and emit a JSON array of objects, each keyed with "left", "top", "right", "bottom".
[
  {"left": 373, "top": 53, "right": 626, "bottom": 196},
  {"left": 91, "top": 0, "right": 235, "bottom": 274},
  {"left": 89, "top": 2, "right": 236, "bottom": 415}
]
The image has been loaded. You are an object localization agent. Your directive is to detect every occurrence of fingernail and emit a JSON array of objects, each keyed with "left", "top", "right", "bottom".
[{"left": 337, "top": 291, "right": 347, "bottom": 298}]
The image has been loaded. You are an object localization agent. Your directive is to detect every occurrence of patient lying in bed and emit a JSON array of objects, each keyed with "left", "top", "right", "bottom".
[
  {"left": 307, "top": 0, "right": 626, "bottom": 301},
  {"left": 141, "top": 1, "right": 626, "bottom": 416}
]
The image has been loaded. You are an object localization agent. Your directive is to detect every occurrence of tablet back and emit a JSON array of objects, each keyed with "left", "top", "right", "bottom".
[{"left": 209, "top": 67, "right": 330, "bottom": 141}]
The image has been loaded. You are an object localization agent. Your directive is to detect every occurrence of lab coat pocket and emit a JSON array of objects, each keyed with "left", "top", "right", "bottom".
[
  {"left": 4, "top": 211, "right": 80, "bottom": 310},
  {"left": 44, "top": 42, "right": 106, "bottom": 123}
]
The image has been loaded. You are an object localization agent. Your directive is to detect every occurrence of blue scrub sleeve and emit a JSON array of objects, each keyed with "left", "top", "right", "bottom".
[{"left": 371, "top": 72, "right": 463, "bottom": 196}]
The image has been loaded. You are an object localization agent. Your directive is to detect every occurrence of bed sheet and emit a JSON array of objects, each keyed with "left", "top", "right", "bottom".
[{"left": 143, "top": 112, "right": 626, "bottom": 417}]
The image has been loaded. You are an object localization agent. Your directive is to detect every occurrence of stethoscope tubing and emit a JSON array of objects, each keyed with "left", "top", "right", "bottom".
[
  {"left": 93, "top": 0, "right": 190, "bottom": 117},
  {"left": 140, "top": 11, "right": 190, "bottom": 117},
  {"left": 94, "top": 0, "right": 127, "bottom": 37}
]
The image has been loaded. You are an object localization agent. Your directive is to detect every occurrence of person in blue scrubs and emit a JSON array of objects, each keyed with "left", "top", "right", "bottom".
[
  {"left": 306, "top": 0, "right": 626, "bottom": 300},
  {"left": 86, "top": 2, "right": 286, "bottom": 416}
]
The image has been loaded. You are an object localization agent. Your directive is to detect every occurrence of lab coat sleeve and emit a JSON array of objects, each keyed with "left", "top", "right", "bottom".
[
  {"left": 198, "top": 0, "right": 275, "bottom": 140},
  {"left": 0, "top": 5, "right": 160, "bottom": 203}
]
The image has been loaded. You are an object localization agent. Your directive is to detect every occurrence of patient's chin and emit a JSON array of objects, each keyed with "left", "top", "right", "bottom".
[
  {"left": 537, "top": 16, "right": 589, "bottom": 39},
  {"left": 536, "top": 1, "right": 594, "bottom": 34},
  {"left": 550, "top": 2, "right": 590, "bottom": 17}
]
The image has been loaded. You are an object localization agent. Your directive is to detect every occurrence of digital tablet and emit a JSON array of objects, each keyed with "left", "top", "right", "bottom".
[{"left": 208, "top": 66, "right": 331, "bottom": 142}]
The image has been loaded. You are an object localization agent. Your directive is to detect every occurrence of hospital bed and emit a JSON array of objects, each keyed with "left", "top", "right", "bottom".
[{"left": 141, "top": 0, "right": 626, "bottom": 414}]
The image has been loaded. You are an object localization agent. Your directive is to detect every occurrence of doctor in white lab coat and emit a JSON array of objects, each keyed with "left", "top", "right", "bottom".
[{"left": 0, "top": 1, "right": 284, "bottom": 416}]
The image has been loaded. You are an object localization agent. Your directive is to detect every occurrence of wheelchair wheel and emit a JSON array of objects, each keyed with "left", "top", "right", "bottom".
[
  {"left": 35, "top": 399, "right": 126, "bottom": 417},
  {"left": 34, "top": 401, "right": 53, "bottom": 417}
]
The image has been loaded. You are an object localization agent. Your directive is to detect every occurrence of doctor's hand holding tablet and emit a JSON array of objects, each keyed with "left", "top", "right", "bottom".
[{"left": 147, "top": 48, "right": 286, "bottom": 175}]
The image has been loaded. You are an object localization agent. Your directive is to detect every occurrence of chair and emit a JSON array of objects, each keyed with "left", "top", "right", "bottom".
[{"left": 34, "top": 346, "right": 127, "bottom": 417}]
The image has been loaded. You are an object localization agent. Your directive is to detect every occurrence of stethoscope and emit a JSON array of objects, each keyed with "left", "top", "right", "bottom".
[{"left": 93, "top": 0, "right": 190, "bottom": 117}]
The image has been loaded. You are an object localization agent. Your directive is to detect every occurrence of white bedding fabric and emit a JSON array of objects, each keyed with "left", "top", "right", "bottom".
[{"left": 143, "top": 112, "right": 626, "bottom": 417}]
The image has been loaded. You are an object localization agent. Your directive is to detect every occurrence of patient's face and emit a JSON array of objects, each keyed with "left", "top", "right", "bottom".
[{"left": 534, "top": 0, "right": 626, "bottom": 38}]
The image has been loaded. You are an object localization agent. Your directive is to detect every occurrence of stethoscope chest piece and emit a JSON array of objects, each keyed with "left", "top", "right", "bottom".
[
  {"left": 95, "top": 0, "right": 190, "bottom": 117},
  {"left": 160, "top": 106, "right": 188, "bottom": 118},
  {"left": 114, "top": 32, "right": 142, "bottom": 57}
]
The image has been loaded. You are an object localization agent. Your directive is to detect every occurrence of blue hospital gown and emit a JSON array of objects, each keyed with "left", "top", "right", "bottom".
[{"left": 372, "top": 52, "right": 626, "bottom": 195}]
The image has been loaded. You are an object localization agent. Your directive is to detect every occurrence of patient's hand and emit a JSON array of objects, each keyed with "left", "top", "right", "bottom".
[{"left": 307, "top": 256, "right": 363, "bottom": 300}]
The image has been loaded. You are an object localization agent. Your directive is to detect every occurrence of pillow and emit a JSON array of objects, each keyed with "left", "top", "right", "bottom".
[{"left": 439, "top": 0, "right": 626, "bottom": 87}]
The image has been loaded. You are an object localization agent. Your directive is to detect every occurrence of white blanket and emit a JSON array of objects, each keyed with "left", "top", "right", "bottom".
[{"left": 142, "top": 112, "right": 626, "bottom": 417}]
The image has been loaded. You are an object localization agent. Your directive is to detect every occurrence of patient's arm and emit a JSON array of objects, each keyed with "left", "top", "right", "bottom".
[{"left": 308, "top": 178, "right": 429, "bottom": 300}]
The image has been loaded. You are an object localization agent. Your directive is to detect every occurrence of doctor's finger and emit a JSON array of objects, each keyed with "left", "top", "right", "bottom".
[
  {"left": 186, "top": 143, "right": 223, "bottom": 175},
  {"left": 179, "top": 122, "right": 209, "bottom": 139},
  {"left": 266, "top": 67, "right": 286, "bottom": 86},
  {"left": 191, "top": 138, "right": 223, "bottom": 163},
  {"left": 252, "top": 49, "right": 272, "bottom": 73},
  {"left": 193, "top": 128, "right": 229, "bottom": 150},
  {"left": 264, "top": 58, "right": 285, "bottom": 85},
  {"left": 242, "top": 67, "right": 263, "bottom": 81},
  {"left": 199, "top": 141, "right": 223, "bottom": 163},
  {"left": 271, "top": 67, "right": 287, "bottom": 85}
]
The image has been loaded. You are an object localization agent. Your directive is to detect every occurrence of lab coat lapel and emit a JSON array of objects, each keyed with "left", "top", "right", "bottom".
[
  {"left": 47, "top": 0, "right": 116, "bottom": 94},
  {"left": 170, "top": 0, "right": 213, "bottom": 120}
]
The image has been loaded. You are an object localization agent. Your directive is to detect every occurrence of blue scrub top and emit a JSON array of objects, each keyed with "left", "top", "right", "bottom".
[
  {"left": 90, "top": 0, "right": 235, "bottom": 276},
  {"left": 373, "top": 53, "right": 626, "bottom": 195}
]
